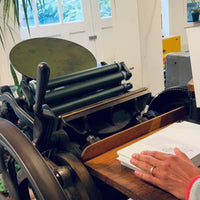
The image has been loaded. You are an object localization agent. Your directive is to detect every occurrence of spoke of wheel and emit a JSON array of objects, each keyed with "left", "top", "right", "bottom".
[
  {"left": 0, "top": 118, "right": 69, "bottom": 200},
  {"left": 7, "top": 157, "right": 19, "bottom": 192},
  {"left": 0, "top": 147, "right": 21, "bottom": 200}
]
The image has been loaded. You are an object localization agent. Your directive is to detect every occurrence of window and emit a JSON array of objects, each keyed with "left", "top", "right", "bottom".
[
  {"left": 187, "top": 2, "right": 196, "bottom": 22},
  {"left": 99, "top": 0, "right": 112, "bottom": 18},
  {"left": 19, "top": 0, "right": 36, "bottom": 27},
  {"left": 187, "top": 0, "right": 200, "bottom": 22},
  {"left": 19, "top": 0, "right": 111, "bottom": 28},
  {"left": 36, "top": 0, "right": 60, "bottom": 25},
  {"left": 61, "top": 0, "right": 84, "bottom": 23}
]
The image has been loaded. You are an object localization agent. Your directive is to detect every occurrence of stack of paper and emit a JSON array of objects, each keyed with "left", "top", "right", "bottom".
[{"left": 117, "top": 121, "right": 200, "bottom": 170}]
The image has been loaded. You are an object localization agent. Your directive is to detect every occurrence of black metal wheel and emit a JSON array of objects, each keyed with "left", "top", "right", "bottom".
[
  {"left": 148, "top": 86, "right": 190, "bottom": 115},
  {"left": 48, "top": 152, "right": 102, "bottom": 200},
  {"left": 0, "top": 118, "right": 68, "bottom": 200}
]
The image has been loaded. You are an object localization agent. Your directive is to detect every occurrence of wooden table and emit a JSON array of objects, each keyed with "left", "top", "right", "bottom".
[{"left": 82, "top": 107, "right": 188, "bottom": 200}]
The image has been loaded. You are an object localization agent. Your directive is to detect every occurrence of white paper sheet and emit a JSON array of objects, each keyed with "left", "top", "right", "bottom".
[
  {"left": 117, "top": 121, "right": 200, "bottom": 170},
  {"left": 186, "top": 26, "right": 200, "bottom": 107}
]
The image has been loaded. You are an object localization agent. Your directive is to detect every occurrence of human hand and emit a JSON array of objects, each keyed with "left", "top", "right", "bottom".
[{"left": 130, "top": 148, "right": 200, "bottom": 200}]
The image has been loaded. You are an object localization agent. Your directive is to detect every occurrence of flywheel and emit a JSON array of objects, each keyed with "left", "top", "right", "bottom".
[
  {"left": 0, "top": 118, "right": 68, "bottom": 200},
  {"left": 48, "top": 152, "right": 102, "bottom": 200}
]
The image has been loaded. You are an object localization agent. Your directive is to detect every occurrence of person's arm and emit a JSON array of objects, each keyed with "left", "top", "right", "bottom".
[
  {"left": 186, "top": 175, "right": 200, "bottom": 200},
  {"left": 130, "top": 148, "right": 200, "bottom": 200}
]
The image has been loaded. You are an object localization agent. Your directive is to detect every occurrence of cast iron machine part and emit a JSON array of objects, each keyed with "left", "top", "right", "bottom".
[
  {"left": 0, "top": 59, "right": 136, "bottom": 148},
  {"left": 0, "top": 60, "right": 150, "bottom": 199},
  {"left": 0, "top": 57, "right": 139, "bottom": 199},
  {"left": 0, "top": 62, "right": 105, "bottom": 200},
  {"left": 7, "top": 38, "right": 142, "bottom": 148},
  {"left": 0, "top": 64, "right": 194, "bottom": 199},
  {"left": 0, "top": 71, "right": 194, "bottom": 200}
]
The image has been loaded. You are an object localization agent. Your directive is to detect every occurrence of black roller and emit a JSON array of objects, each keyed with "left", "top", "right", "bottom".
[
  {"left": 45, "top": 72, "right": 126, "bottom": 104},
  {"left": 51, "top": 83, "right": 133, "bottom": 116},
  {"left": 47, "top": 63, "right": 122, "bottom": 90}
]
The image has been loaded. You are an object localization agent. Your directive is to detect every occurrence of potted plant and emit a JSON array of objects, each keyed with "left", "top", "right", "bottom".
[{"left": 191, "top": 0, "right": 200, "bottom": 22}]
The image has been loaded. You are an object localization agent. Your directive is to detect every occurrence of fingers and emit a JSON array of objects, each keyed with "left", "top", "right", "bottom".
[
  {"left": 174, "top": 148, "right": 191, "bottom": 163},
  {"left": 130, "top": 154, "right": 152, "bottom": 174},
  {"left": 130, "top": 148, "right": 196, "bottom": 180},
  {"left": 131, "top": 153, "right": 160, "bottom": 176},
  {"left": 130, "top": 149, "right": 178, "bottom": 177},
  {"left": 139, "top": 150, "right": 171, "bottom": 160},
  {"left": 131, "top": 153, "right": 156, "bottom": 166},
  {"left": 130, "top": 148, "right": 199, "bottom": 200}
]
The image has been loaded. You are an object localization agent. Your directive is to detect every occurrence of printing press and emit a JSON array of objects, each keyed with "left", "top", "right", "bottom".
[{"left": 0, "top": 37, "right": 199, "bottom": 200}]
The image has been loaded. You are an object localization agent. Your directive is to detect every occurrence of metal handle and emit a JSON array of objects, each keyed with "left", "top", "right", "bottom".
[
  {"left": 33, "top": 62, "right": 50, "bottom": 115},
  {"left": 89, "top": 35, "right": 97, "bottom": 40}
]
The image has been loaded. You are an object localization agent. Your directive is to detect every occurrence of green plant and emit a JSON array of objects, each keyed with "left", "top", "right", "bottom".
[
  {"left": 10, "top": 64, "right": 21, "bottom": 96},
  {"left": 191, "top": 0, "right": 200, "bottom": 13},
  {"left": 0, "top": 177, "right": 6, "bottom": 193},
  {"left": 0, "top": 0, "right": 33, "bottom": 48}
]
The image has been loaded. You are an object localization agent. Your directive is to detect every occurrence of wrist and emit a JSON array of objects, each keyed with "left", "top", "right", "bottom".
[{"left": 186, "top": 175, "right": 200, "bottom": 200}]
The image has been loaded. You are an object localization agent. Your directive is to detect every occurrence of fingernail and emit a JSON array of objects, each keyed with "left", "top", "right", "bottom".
[
  {"left": 134, "top": 170, "right": 140, "bottom": 176},
  {"left": 132, "top": 153, "right": 139, "bottom": 158},
  {"left": 130, "top": 158, "right": 134, "bottom": 164}
]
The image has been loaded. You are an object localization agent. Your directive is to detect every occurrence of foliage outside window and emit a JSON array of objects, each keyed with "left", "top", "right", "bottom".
[
  {"left": 19, "top": 0, "right": 84, "bottom": 27},
  {"left": 99, "top": 0, "right": 112, "bottom": 18},
  {"left": 36, "top": 0, "right": 60, "bottom": 25},
  {"left": 19, "top": 0, "right": 36, "bottom": 27},
  {"left": 61, "top": 0, "right": 84, "bottom": 23}
]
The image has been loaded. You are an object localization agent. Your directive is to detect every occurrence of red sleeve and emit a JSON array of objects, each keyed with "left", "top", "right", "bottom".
[{"left": 186, "top": 175, "right": 200, "bottom": 200}]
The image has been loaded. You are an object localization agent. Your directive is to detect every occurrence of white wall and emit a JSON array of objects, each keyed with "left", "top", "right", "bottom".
[
  {"left": 138, "top": 0, "right": 164, "bottom": 95},
  {"left": 168, "top": 0, "right": 189, "bottom": 51},
  {"left": 111, "top": 0, "right": 164, "bottom": 95},
  {"left": 111, "top": 0, "right": 142, "bottom": 90}
]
